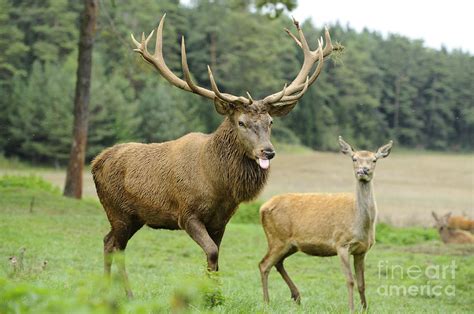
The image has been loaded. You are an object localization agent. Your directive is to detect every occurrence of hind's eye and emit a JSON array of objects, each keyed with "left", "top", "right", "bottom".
[
  {"left": 372, "top": 159, "right": 377, "bottom": 163},
  {"left": 238, "top": 121, "right": 245, "bottom": 127},
  {"left": 270, "top": 120, "right": 273, "bottom": 126}
]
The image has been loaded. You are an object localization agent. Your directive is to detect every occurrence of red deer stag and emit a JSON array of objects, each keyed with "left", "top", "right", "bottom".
[{"left": 92, "top": 15, "right": 337, "bottom": 297}]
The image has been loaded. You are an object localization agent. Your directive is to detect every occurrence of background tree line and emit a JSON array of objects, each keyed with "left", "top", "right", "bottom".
[{"left": 0, "top": 0, "right": 472, "bottom": 165}]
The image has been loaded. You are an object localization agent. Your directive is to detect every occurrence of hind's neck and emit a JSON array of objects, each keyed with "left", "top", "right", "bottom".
[{"left": 354, "top": 180, "right": 377, "bottom": 240}]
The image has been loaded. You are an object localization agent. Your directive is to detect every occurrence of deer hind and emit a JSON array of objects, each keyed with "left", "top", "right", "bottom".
[
  {"left": 92, "top": 14, "right": 338, "bottom": 298},
  {"left": 431, "top": 212, "right": 474, "bottom": 244},
  {"left": 259, "top": 137, "right": 392, "bottom": 312}
]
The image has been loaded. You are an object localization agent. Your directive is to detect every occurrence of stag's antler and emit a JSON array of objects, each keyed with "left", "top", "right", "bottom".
[
  {"left": 131, "top": 14, "right": 338, "bottom": 108},
  {"left": 263, "top": 17, "right": 336, "bottom": 107},
  {"left": 131, "top": 14, "right": 251, "bottom": 105}
]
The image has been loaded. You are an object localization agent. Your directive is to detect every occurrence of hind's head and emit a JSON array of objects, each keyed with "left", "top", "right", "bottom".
[{"left": 338, "top": 136, "right": 393, "bottom": 182}]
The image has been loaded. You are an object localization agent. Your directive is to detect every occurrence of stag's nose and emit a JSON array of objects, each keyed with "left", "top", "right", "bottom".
[
  {"left": 262, "top": 148, "right": 276, "bottom": 160},
  {"left": 357, "top": 167, "right": 369, "bottom": 175}
]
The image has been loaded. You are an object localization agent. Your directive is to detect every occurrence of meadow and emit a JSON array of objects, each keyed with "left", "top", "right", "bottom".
[{"left": 1, "top": 150, "right": 473, "bottom": 313}]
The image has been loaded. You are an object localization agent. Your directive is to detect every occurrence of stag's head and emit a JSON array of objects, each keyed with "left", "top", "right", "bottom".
[
  {"left": 132, "top": 15, "right": 338, "bottom": 169},
  {"left": 339, "top": 136, "right": 393, "bottom": 182}
]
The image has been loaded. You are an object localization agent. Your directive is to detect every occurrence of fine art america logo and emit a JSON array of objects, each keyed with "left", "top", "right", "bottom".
[{"left": 377, "top": 260, "right": 456, "bottom": 297}]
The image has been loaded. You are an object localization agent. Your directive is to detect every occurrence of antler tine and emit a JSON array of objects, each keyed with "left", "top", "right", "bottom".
[
  {"left": 154, "top": 13, "right": 166, "bottom": 58},
  {"left": 207, "top": 66, "right": 250, "bottom": 105},
  {"left": 279, "top": 76, "right": 309, "bottom": 103},
  {"left": 307, "top": 38, "right": 325, "bottom": 86},
  {"left": 181, "top": 36, "right": 209, "bottom": 95},
  {"left": 262, "top": 83, "right": 287, "bottom": 105},
  {"left": 323, "top": 26, "right": 333, "bottom": 56},
  {"left": 291, "top": 16, "right": 310, "bottom": 53},
  {"left": 284, "top": 28, "right": 302, "bottom": 48},
  {"left": 131, "top": 33, "right": 140, "bottom": 48},
  {"left": 246, "top": 92, "right": 254, "bottom": 104}
]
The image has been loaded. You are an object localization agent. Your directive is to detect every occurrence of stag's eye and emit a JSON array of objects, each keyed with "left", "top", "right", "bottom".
[
  {"left": 238, "top": 121, "right": 245, "bottom": 127},
  {"left": 372, "top": 159, "right": 377, "bottom": 163},
  {"left": 269, "top": 120, "right": 273, "bottom": 126}
]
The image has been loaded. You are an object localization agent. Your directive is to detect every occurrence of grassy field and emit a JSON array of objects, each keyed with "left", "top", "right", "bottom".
[{"left": 1, "top": 175, "right": 474, "bottom": 313}]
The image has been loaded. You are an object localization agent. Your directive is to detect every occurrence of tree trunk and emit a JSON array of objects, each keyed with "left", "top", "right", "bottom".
[{"left": 63, "top": 0, "right": 98, "bottom": 199}]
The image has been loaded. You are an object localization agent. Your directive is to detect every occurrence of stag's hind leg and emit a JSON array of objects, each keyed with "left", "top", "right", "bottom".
[
  {"left": 103, "top": 231, "right": 114, "bottom": 275},
  {"left": 103, "top": 214, "right": 143, "bottom": 298}
]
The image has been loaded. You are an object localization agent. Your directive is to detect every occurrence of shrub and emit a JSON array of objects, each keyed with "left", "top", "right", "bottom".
[
  {"left": 0, "top": 175, "right": 60, "bottom": 194},
  {"left": 231, "top": 202, "right": 262, "bottom": 224},
  {"left": 376, "top": 223, "right": 438, "bottom": 245}
]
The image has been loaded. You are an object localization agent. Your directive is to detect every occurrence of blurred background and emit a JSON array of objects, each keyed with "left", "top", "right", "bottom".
[{"left": 1, "top": 0, "right": 473, "bottom": 163}]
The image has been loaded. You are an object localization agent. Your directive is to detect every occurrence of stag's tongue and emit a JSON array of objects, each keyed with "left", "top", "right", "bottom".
[{"left": 258, "top": 158, "right": 270, "bottom": 170}]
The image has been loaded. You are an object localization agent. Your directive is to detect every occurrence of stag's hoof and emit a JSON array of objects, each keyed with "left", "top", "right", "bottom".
[{"left": 291, "top": 293, "right": 301, "bottom": 305}]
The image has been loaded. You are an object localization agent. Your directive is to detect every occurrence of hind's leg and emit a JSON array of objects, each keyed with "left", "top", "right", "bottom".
[
  {"left": 259, "top": 243, "right": 292, "bottom": 304},
  {"left": 275, "top": 252, "right": 300, "bottom": 303}
]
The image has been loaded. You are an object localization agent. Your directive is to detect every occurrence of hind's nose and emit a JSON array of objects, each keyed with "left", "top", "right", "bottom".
[
  {"left": 357, "top": 167, "right": 369, "bottom": 175},
  {"left": 262, "top": 148, "right": 275, "bottom": 160}
]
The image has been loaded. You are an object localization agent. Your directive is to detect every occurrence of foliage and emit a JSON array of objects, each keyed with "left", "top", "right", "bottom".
[
  {"left": 231, "top": 201, "right": 263, "bottom": 224},
  {"left": 0, "top": 175, "right": 60, "bottom": 194},
  {"left": 0, "top": 0, "right": 473, "bottom": 165},
  {"left": 376, "top": 223, "right": 438, "bottom": 245},
  {"left": 0, "top": 175, "right": 100, "bottom": 214}
]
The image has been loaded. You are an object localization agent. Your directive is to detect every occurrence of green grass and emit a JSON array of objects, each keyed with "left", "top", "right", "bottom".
[{"left": 1, "top": 176, "right": 473, "bottom": 313}]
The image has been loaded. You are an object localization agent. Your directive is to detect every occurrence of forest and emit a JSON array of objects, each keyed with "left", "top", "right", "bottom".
[{"left": 0, "top": 0, "right": 473, "bottom": 165}]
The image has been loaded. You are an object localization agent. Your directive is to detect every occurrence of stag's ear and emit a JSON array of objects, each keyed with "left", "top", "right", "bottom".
[
  {"left": 214, "top": 98, "right": 234, "bottom": 115},
  {"left": 338, "top": 136, "right": 355, "bottom": 156},
  {"left": 375, "top": 140, "right": 393, "bottom": 159},
  {"left": 267, "top": 102, "right": 297, "bottom": 117},
  {"left": 432, "top": 211, "right": 439, "bottom": 222}
]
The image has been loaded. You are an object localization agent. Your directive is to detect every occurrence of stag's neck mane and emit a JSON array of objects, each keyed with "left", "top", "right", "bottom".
[{"left": 204, "top": 118, "right": 268, "bottom": 203}]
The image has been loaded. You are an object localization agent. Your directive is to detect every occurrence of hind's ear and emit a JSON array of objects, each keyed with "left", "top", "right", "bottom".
[
  {"left": 214, "top": 98, "right": 234, "bottom": 115},
  {"left": 338, "top": 136, "right": 355, "bottom": 156},
  {"left": 376, "top": 140, "right": 393, "bottom": 159},
  {"left": 432, "top": 211, "right": 439, "bottom": 222}
]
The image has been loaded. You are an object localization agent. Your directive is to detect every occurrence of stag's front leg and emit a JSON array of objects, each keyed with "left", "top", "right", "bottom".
[
  {"left": 209, "top": 228, "right": 226, "bottom": 271},
  {"left": 184, "top": 218, "right": 219, "bottom": 271}
]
